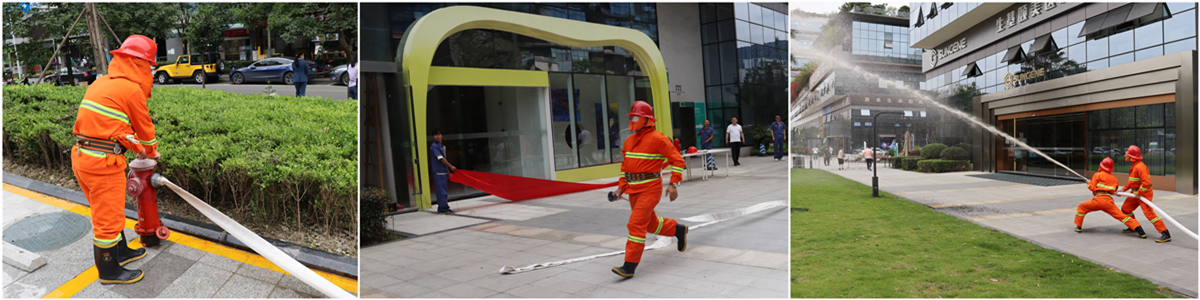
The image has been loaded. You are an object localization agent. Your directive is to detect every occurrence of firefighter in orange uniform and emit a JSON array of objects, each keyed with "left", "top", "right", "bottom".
[
  {"left": 1075, "top": 157, "right": 1146, "bottom": 238},
  {"left": 611, "top": 101, "right": 688, "bottom": 278},
  {"left": 71, "top": 35, "right": 161, "bottom": 285},
  {"left": 1119, "top": 145, "right": 1170, "bottom": 242}
]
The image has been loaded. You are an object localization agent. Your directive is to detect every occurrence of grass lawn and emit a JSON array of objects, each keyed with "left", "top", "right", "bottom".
[{"left": 790, "top": 169, "right": 1180, "bottom": 298}]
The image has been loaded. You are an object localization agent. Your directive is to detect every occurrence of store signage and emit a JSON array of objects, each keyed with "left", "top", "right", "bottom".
[
  {"left": 997, "top": 3, "right": 1059, "bottom": 33},
  {"left": 1004, "top": 68, "right": 1046, "bottom": 89},
  {"left": 223, "top": 29, "right": 248, "bottom": 37},
  {"left": 928, "top": 37, "right": 967, "bottom": 67}
]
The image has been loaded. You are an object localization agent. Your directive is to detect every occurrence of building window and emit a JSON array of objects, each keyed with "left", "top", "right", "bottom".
[{"left": 861, "top": 109, "right": 871, "bottom": 116}]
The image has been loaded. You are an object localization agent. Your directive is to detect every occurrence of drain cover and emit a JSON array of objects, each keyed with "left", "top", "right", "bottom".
[{"left": 4, "top": 212, "right": 91, "bottom": 252}]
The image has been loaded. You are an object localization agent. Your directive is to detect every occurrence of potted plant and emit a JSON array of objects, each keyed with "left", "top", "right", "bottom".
[{"left": 751, "top": 126, "right": 773, "bottom": 156}]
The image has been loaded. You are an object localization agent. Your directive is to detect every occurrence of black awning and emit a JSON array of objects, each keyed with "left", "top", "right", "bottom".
[
  {"left": 1079, "top": 13, "right": 1108, "bottom": 37},
  {"left": 1125, "top": 3, "right": 1171, "bottom": 24},
  {"left": 1030, "top": 35, "right": 1057, "bottom": 55},
  {"left": 1102, "top": 4, "right": 1134, "bottom": 29},
  {"left": 1001, "top": 45, "right": 1026, "bottom": 63},
  {"left": 962, "top": 62, "right": 982, "bottom": 77}
]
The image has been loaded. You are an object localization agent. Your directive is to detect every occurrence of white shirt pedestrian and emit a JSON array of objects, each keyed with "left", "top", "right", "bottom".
[{"left": 726, "top": 124, "right": 743, "bottom": 143}]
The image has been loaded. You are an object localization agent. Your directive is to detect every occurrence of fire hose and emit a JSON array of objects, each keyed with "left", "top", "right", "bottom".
[
  {"left": 122, "top": 137, "right": 354, "bottom": 298},
  {"left": 498, "top": 200, "right": 786, "bottom": 274},
  {"left": 1114, "top": 191, "right": 1198, "bottom": 241}
]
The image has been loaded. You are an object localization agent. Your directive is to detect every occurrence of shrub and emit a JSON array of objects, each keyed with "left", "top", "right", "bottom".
[
  {"left": 890, "top": 156, "right": 907, "bottom": 168},
  {"left": 2, "top": 85, "right": 357, "bottom": 233},
  {"left": 885, "top": 149, "right": 895, "bottom": 156},
  {"left": 360, "top": 187, "right": 390, "bottom": 245},
  {"left": 918, "top": 159, "right": 970, "bottom": 173},
  {"left": 941, "top": 146, "right": 969, "bottom": 160},
  {"left": 907, "top": 149, "right": 920, "bottom": 156},
  {"left": 902, "top": 157, "right": 922, "bottom": 170},
  {"left": 920, "top": 143, "right": 947, "bottom": 160}
]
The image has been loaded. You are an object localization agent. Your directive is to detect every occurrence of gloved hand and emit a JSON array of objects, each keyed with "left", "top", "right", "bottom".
[{"left": 137, "top": 151, "right": 161, "bottom": 161}]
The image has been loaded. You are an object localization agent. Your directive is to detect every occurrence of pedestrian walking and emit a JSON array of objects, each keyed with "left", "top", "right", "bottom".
[
  {"left": 347, "top": 57, "right": 358, "bottom": 100},
  {"left": 824, "top": 146, "right": 832, "bottom": 166},
  {"left": 697, "top": 120, "right": 716, "bottom": 170},
  {"left": 431, "top": 129, "right": 458, "bottom": 214},
  {"left": 611, "top": 101, "right": 688, "bottom": 278},
  {"left": 726, "top": 117, "right": 744, "bottom": 166},
  {"left": 862, "top": 147, "right": 874, "bottom": 171},
  {"left": 72, "top": 35, "right": 161, "bottom": 285},
  {"left": 769, "top": 115, "right": 786, "bottom": 161},
  {"left": 292, "top": 53, "right": 311, "bottom": 97},
  {"left": 837, "top": 147, "right": 845, "bottom": 170},
  {"left": 1119, "top": 145, "right": 1170, "bottom": 242}
]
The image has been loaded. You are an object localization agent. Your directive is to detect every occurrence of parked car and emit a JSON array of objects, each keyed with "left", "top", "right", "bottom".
[
  {"left": 43, "top": 67, "right": 97, "bottom": 86},
  {"left": 228, "top": 57, "right": 317, "bottom": 85},
  {"left": 328, "top": 64, "right": 349, "bottom": 85},
  {"left": 155, "top": 53, "right": 222, "bottom": 84}
]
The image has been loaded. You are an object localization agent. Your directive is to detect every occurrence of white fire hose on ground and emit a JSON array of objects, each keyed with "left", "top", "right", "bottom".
[
  {"left": 151, "top": 175, "right": 355, "bottom": 298},
  {"left": 499, "top": 200, "right": 787, "bottom": 274},
  {"left": 1114, "top": 191, "right": 1198, "bottom": 241}
]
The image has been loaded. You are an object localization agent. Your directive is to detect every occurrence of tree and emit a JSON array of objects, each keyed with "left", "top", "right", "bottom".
[
  {"left": 3, "top": 2, "right": 175, "bottom": 77},
  {"left": 180, "top": 3, "right": 235, "bottom": 54},
  {"left": 232, "top": 3, "right": 357, "bottom": 59}
]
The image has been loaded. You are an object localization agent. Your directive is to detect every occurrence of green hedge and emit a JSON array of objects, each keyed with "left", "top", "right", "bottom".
[
  {"left": 3, "top": 85, "right": 357, "bottom": 232},
  {"left": 941, "top": 146, "right": 968, "bottom": 160},
  {"left": 360, "top": 187, "right": 390, "bottom": 245},
  {"left": 921, "top": 143, "right": 947, "bottom": 160},
  {"left": 902, "top": 157, "right": 922, "bottom": 170},
  {"left": 890, "top": 156, "right": 906, "bottom": 168},
  {"left": 918, "top": 159, "right": 970, "bottom": 173}
]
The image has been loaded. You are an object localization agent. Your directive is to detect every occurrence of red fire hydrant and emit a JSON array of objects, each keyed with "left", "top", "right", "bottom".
[{"left": 126, "top": 158, "right": 170, "bottom": 247}]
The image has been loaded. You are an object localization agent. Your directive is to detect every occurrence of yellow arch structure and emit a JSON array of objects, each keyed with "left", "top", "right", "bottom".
[{"left": 397, "top": 6, "right": 671, "bottom": 208}]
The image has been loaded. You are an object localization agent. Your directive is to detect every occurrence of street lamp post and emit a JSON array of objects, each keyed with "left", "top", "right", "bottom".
[{"left": 872, "top": 111, "right": 902, "bottom": 197}]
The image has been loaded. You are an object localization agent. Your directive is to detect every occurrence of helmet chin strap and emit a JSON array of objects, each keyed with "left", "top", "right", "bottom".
[{"left": 636, "top": 118, "right": 653, "bottom": 132}]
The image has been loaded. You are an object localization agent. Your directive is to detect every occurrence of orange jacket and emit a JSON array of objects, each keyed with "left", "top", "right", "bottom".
[
  {"left": 1123, "top": 160, "right": 1153, "bottom": 197},
  {"left": 1088, "top": 171, "right": 1119, "bottom": 195},
  {"left": 618, "top": 128, "right": 684, "bottom": 194},
  {"left": 72, "top": 54, "right": 159, "bottom": 170}
]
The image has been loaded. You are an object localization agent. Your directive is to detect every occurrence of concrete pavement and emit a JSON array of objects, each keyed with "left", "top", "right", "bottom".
[
  {"left": 361, "top": 153, "right": 790, "bottom": 298},
  {"left": 2, "top": 183, "right": 358, "bottom": 298},
  {"left": 797, "top": 154, "right": 1199, "bottom": 297}
]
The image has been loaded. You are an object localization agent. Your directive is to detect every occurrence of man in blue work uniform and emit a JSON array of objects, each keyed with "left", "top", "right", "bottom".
[
  {"left": 431, "top": 129, "right": 457, "bottom": 214},
  {"left": 770, "top": 115, "right": 786, "bottom": 161},
  {"left": 697, "top": 119, "right": 717, "bottom": 170}
]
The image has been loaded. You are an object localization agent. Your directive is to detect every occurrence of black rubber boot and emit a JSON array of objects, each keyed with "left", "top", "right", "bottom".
[
  {"left": 1134, "top": 226, "right": 1147, "bottom": 238},
  {"left": 1121, "top": 228, "right": 1135, "bottom": 233},
  {"left": 676, "top": 224, "right": 688, "bottom": 252},
  {"left": 1156, "top": 230, "right": 1171, "bottom": 243},
  {"left": 95, "top": 242, "right": 144, "bottom": 285},
  {"left": 117, "top": 232, "right": 146, "bottom": 266},
  {"left": 611, "top": 262, "right": 637, "bottom": 278},
  {"left": 1074, "top": 226, "right": 1083, "bottom": 233}
]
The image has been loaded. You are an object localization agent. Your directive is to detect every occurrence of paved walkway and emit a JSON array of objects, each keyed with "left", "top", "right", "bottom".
[
  {"left": 796, "top": 154, "right": 1199, "bottom": 297},
  {"left": 2, "top": 183, "right": 358, "bottom": 298},
  {"left": 361, "top": 154, "right": 790, "bottom": 298}
]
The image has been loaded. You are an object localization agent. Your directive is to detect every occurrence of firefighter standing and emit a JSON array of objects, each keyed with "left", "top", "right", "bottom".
[
  {"left": 1120, "top": 145, "right": 1170, "bottom": 242},
  {"left": 1075, "top": 157, "right": 1146, "bottom": 238},
  {"left": 611, "top": 101, "right": 688, "bottom": 278},
  {"left": 71, "top": 35, "right": 161, "bottom": 285}
]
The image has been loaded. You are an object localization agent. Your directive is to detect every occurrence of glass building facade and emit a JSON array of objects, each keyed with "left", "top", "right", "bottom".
[{"left": 699, "top": 3, "right": 789, "bottom": 148}]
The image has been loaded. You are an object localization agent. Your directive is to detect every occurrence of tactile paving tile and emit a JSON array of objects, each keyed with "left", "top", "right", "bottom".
[{"left": 3, "top": 212, "right": 91, "bottom": 252}]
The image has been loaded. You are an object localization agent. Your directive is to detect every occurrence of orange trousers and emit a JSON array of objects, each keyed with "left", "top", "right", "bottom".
[
  {"left": 1075, "top": 196, "right": 1140, "bottom": 230},
  {"left": 71, "top": 146, "right": 128, "bottom": 243},
  {"left": 1121, "top": 194, "right": 1166, "bottom": 233},
  {"left": 624, "top": 190, "right": 677, "bottom": 263}
]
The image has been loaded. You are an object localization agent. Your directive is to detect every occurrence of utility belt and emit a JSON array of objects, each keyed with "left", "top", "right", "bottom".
[
  {"left": 75, "top": 134, "right": 125, "bottom": 155},
  {"left": 1094, "top": 191, "right": 1112, "bottom": 197},
  {"left": 625, "top": 172, "right": 660, "bottom": 182}
]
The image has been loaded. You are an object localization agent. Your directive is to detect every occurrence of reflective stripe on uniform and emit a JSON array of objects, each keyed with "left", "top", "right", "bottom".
[
  {"left": 93, "top": 236, "right": 120, "bottom": 244},
  {"left": 1150, "top": 217, "right": 1161, "bottom": 223},
  {"left": 654, "top": 217, "right": 664, "bottom": 235},
  {"left": 1140, "top": 187, "right": 1149, "bottom": 191},
  {"left": 1128, "top": 177, "right": 1141, "bottom": 181},
  {"left": 139, "top": 138, "right": 157, "bottom": 145},
  {"left": 626, "top": 178, "right": 658, "bottom": 185},
  {"left": 79, "top": 99, "right": 130, "bottom": 125},
  {"left": 625, "top": 152, "right": 666, "bottom": 160},
  {"left": 669, "top": 166, "right": 684, "bottom": 173},
  {"left": 627, "top": 235, "right": 646, "bottom": 244},
  {"left": 1076, "top": 212, "right": 1086, "bottom": 217},
  {"left": 79, "top": 147, "right": 108, "bottom": 158},
  {"left": 1122, "top": 217, "right": 1132, "bottom": 223},
  {"left": 1097, "top": 183, "right": 1117, "bottom": 190}
]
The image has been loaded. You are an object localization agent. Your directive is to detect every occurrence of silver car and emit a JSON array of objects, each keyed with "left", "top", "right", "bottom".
[{"left": 329, "top": 64, "right": 349, "bottom": 86}]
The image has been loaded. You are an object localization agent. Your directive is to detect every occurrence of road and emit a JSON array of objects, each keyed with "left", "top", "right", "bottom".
[{"left": 153, "top": 77, "right": 353, "bottom": 100}]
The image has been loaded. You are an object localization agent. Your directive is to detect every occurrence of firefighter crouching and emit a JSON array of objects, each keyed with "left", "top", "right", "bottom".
[{"left": 1075, "top": 157, "right": 1146, "bottom": 238}]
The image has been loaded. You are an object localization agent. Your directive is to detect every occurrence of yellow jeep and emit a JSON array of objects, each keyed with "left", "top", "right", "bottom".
[{"left": 154, "top": 53, "right": 222, "bottom": 84}]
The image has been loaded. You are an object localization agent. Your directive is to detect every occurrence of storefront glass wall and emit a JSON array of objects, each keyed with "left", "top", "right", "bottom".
[
  {"left": 550, "top": 73, "right": 650, "bottom": 171},
  {"left": 701, "top": 3, "right": 788, "bottom": 149},
  {"left": 1088, "top": 103, "right": 1176, "bottom": 177}
]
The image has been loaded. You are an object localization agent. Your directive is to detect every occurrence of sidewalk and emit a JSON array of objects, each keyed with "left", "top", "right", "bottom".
[
  {"left": 2, "top": 183, "right": 358, "bottom": 298},
  {"left": 361, "top": 153, "right": 790, "bottom": 298},
  {"left": 797, "top": 154, "right": 1199, "bottom": 297}
]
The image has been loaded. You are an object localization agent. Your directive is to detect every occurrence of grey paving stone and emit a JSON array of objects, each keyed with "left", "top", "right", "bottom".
[
  {"left": 275, "top": 274, "right": 325, "bottom": 297},
  {"left": 438, "top": 282, "right": 502, "bottom": 298},
  {"left": 504, "top": 284, "right": 575, "bottom": 298},
  {"left": 155, "top": 262, "right": 232, "bottom": 298},
  {"left": 211, "top": 274, "right": 273, "bottom": 298},
  {"left": 234, "top": 263, "right": 284, "bottom": 285},
  {"left": 163, "top": 242, "right": 207, "bottom": 261},
  {"left": 196, "top": 252, "right": 241, "bottom": 273},
  {"left": 73, "top": 281, "right": 124, "bottom": 299},
  {"left": 268, "top": 287, "right": 316, "bottom": 298},
  {"left": 109, "top": 252, "right": 199, "bottom": 298}
]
